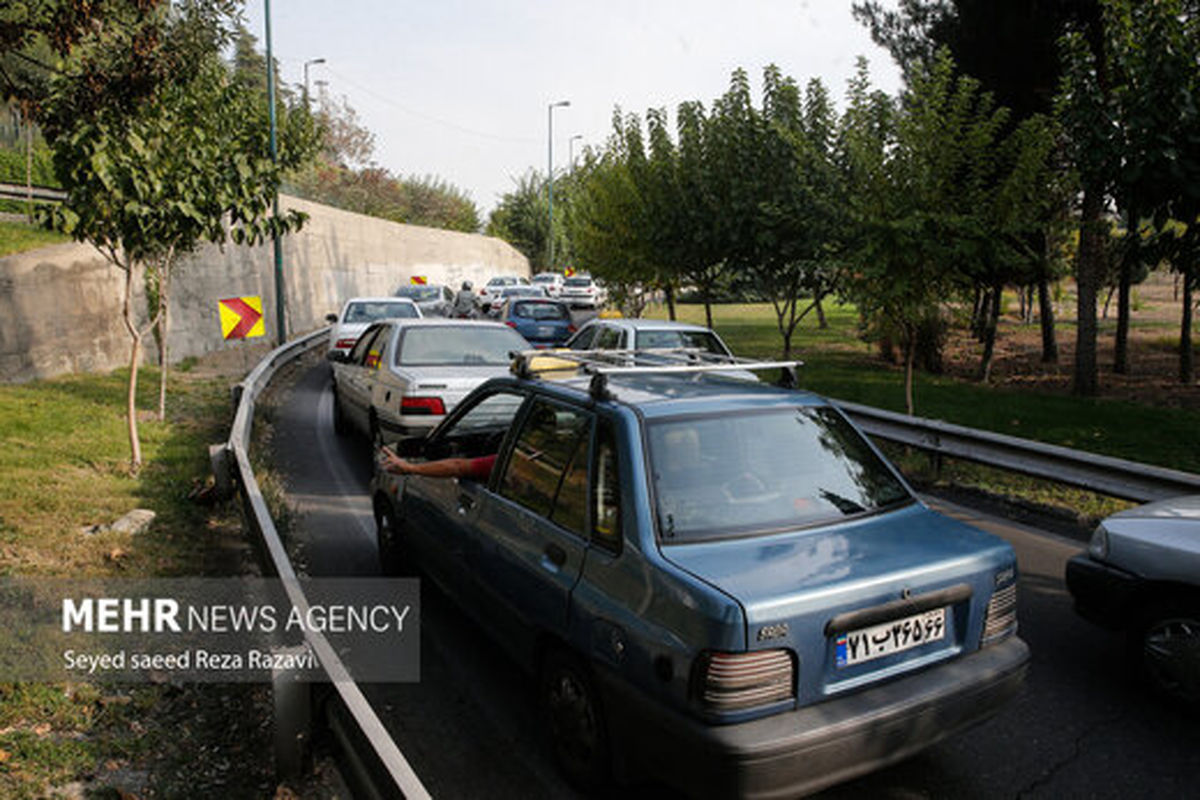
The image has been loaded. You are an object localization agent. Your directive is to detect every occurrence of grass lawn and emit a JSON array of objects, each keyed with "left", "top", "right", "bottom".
[
  {"left": 0, "top": 220, "right": 68, "bottom": 257},
  {"left": 0, "top": 364, "right": 278, "bottom": 797}
]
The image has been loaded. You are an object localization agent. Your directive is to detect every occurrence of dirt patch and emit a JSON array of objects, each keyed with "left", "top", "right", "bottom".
[{"left": 938, "top": 270, "right": 1199, "bottom": 408}]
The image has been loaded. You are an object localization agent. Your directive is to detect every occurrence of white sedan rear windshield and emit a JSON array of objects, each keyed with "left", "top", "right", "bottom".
[
  {"left": 344, "top": 301, "right": 418, "bottom": 322},
  {"left": 397, "top": 326, "right": 528, "bottom": 366},
  {"left": 649, "top": 407, "right": 910, "bottom": 541}
]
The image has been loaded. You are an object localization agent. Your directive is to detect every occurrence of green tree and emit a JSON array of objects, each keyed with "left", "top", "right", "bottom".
[
  {"left": 43, "top": 27, "right": 317, "bottom": 469},
  {"left": 856, "top": 0, "right": 1101, "bottom": 373},
  {"left": 1059, "top": 0, "right": 1200, "bottom": 385},
  {"left": 840, "top": 53, "right": 1053, "bottom": 411},
  {"left": 487, "top": 170, "right": 553, "bottom": 270}
]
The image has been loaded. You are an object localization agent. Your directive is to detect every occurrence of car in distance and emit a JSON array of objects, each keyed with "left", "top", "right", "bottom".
[
  {"left": 326, "top": 297, "right": 422, "bottom": 358},
  {"left": 1065, "top": 495, "right": 1200, "bottom": 705},
  {"left": 531, "top": 272, "right": 566, "bottom": 297},
  {"left": 477, "top": 275, "right": 531, "bottom": 314},
  {"left": 394, "top": 283, "right": 455, "bottom": 317},
  {"left": 566, "top": 317, "right": 734, "bottom": 356},
  {"left": 498, "top": 298, "right": 576, "bottom": 347},
  {"left": 559, "top": 274, "right": 606, "bottom": 308},
  {"left": 371, "top": 350, "right": 1029, "bottom": 796},
  {"left": 485, "top": 284, "right": 547, "bottom": 316},
  {"left": 328, "top": 318, "right": 530, "bottom": 445}
]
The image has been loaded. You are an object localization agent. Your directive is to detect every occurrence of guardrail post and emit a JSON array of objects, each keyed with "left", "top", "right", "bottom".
[
  {"left": 208, "top": 444, "right": 234, "bottom": 501},
  {"left": 273, "top": 644, "right": 312, "bottom": 781}
]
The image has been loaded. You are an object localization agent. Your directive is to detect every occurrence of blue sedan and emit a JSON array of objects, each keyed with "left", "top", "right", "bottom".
[{"left": 498, "top": 298, "right": 576, "bottom": 347}]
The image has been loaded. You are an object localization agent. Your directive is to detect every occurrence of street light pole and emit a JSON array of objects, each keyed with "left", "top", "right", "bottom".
[
  {"left": 303, "top": 57, "right": 326, "bottom": 106},
  {"left": 569, "top": 134, "right": 583, "bottom": 176},
  {"left": 264, "top": 0, "right": 286, "bottom": 344},
  {"left": 547, "top": 100, "right": 570, "bottom": 270}
]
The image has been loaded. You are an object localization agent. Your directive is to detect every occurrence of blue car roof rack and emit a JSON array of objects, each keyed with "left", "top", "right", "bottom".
[{"left": 510, "top": 349, "right": 804, "bottom": 399}]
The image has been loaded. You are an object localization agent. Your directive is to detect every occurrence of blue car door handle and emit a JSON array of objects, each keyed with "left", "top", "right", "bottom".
[
  {"left": 457, "top": 493, "right": 476, "bottom": 515},
  {"left": 543, "top": 543, "right": 566, "bottom": 568}
]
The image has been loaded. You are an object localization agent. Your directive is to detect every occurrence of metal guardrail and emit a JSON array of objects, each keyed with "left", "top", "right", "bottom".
[
  {"left": 0, "top": 181, "right": 66, "bottom": 202},
  {"left": 837, "top": 400, "right": 1200, "bottom": 503},
  {"left": 222, "top": 328, "right": 430, "bottom": 800}
]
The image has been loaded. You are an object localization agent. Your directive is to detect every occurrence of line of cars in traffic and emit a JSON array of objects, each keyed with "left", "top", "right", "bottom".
[
  {"left": 321, "top": 286, "right": 1032, "bottom": 797},
  {"left": 321, "top": 279, "right": 1196, "bottom": 797}
]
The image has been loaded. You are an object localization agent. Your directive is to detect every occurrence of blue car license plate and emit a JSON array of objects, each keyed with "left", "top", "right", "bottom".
[{"left": 835, "top": 607, "right": 946, "bottom": 667}]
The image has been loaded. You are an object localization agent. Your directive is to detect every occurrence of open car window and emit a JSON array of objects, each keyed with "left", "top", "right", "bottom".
[
  {"left": 347, "top": 325, "right": 384, "bottom": 365},
  {"left": 427, "top": 390, "right": 527, "bottom": 462}
]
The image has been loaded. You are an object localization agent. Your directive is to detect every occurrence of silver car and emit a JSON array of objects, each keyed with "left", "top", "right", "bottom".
[
  {"left": 1066, "top": 495, "right": 1200, "bottom": 705},
  {"left": 394, "top": 283, "right": 455, "bottom": 317},
  {"left": 328, "top": 318, "right": 531, "bottom": 447},
  {"left": 565, "top": 318, "right": 734, "bottom": 355}
]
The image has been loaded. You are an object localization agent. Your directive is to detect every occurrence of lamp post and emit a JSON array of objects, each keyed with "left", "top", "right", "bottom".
[
  {"left": 303, "top": 57, "right": 326, "bottom": 105},
  {"left": 547, "top": 99, "right": 570, "bottom": 270},
  {"left": 569, "top": 134, "right": 583, "bottom": 176},
  {"left": 264, "top": 0, "right": 285, "bottom": 344}
]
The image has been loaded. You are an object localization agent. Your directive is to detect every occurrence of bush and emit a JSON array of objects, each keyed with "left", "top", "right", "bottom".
[{"left": 0, "top": 145, "right": 58, "bottom": 187}]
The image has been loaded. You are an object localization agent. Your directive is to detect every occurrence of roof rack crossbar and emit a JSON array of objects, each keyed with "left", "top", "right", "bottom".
[{"left": 509, "top": 349, "right": 804, "bottom": 398}]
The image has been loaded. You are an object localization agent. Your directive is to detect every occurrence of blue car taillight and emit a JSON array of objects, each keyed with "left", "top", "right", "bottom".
[
  {"left": 694, "top": 649, "right": 794, "bottom": 712},
  {"left": 981, "top": 575, "right": 1018, "bottom": 647}
]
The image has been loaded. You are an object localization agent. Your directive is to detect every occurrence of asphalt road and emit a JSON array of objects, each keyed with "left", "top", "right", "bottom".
[{"left": 270, "top": 357, "right": 1199, "bottom": 799}]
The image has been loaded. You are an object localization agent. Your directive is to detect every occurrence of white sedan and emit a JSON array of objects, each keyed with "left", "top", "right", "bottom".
[
  {"left": 328, "top": 319, "right": 531, "bottom": 448},
  {"left": 326, "top": 296, "right": 421, "bottom": 358},
  {"left": 477, "top": 275, "right": 530, "bottom": 313}
]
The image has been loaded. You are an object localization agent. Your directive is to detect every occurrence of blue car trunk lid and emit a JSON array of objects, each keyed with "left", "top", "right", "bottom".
[{"left": 659, "top": 502, "right": 1013, "bottom": 705}]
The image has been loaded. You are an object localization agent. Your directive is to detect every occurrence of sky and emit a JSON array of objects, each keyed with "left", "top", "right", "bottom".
[{"left": 242, "top": 1, "right": 903, "bottom": 218}]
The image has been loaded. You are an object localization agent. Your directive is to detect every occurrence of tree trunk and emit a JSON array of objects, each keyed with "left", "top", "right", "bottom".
[
  {"left": 977, "top": 283, "right": 1002, "bottom": 382},
  {"left": 703, "top": 282, "right": 714, "bottom": 331},
  {"left": 815, "top": 293, "right": 828, "bottom": 329},
  {"left": 157, "top": 262, "right": 172, "bottom": 420},
  {"left": 1114, "top": 260, "right": 1131, "bottom": 375},
  {"left": 971, "top": 287, "right": 987, "bottom": 340},
  {"left": 1073, "top": 187, "right": 1105, "bottom": 396},
  {"left": 120, "top": 264, "right": 143, "bottom": 471},
  {"left": 665, "top": 284, "right": 677, "bottom": 321},
  {"left": 1037, "top": 276, "right": 1058, "bottom": 364},
  {"left": 24, "top": 118, "right": 33, "bottom": 224},
  {"left": 1182, "top": 262, "right": 1195, "bottom": 385},
  {"left": 904, "top": 327, "right": 916, "bottom": 416}
]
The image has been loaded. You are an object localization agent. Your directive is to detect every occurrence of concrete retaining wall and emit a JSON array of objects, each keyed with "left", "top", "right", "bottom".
[{"left": 0, "top": 195, "right": 529, "bottom": 382}]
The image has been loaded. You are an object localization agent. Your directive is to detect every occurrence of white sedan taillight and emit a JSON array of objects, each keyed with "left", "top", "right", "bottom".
[
  {"left": 696, "top": 649, "right": 794, "bottom": 712},
  {"left": 401, "top": 396, "right": 446, "bottom": 416}
]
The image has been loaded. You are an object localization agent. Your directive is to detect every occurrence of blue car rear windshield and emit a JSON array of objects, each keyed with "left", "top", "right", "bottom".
[
  {"left": 513, "top": 301, "right": 568, "bottom": 320},
  {"left": 648, "top": 407, "right": 910, "bottom": 542}
]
